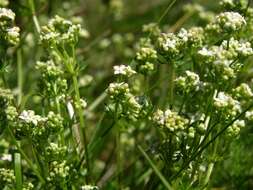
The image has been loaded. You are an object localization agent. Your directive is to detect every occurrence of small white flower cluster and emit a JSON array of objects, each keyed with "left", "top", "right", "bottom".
[
  {"left": 175, "top": 71, "right": 200, "bottom": 93},
  {"left": 0, "top": 8, "right": 20, "bottom": 45},
  {"left": 157, "top": 33, "right": 182, "bottom": 56},
  {"left": 74, "top": 98, "right": 88, "bottom": 110},
  {"left": 113, "top": 64, "right": 136, "bottom": 77},
  {"left": 0, "top": 7, "right": 15, "bottom": 22},
  {"left": 227, "top": 119, "right": 245, "bottom": 137},
  {"left": 197, "top": 38, "right": 252, "bottom": 81},
  {"left": 178, "top": 27, "right": 204, "bottom": 48},
  {"left": 19, "top": 110, "right": 46, "bottom": 126},
  {"left": 233, "top": 83, "right": 253, "bottom": 99},
  {"left": 45, "top": 143, "right": 67, "bottom": 160},
  {"left": 245, "top": 110, "right": 253, "bottom": 121},
  {"left": 107, "top": 82, "right": 142, "bottom": 120},
  {"left": 81, "top": 185, "right": 99, "bottom": 190},
  {"left": 135, "top": 37, "right": 158, "bottom": 74},
  {"left": 107, "top": 82, "right": 130, "bottom": 99},
  {"left": 36, "top": 60, "right": 63, "bottom": 78},
  {"left": 198, "top": 47, "right": 214, "bottom": 58},
  {"left": 10, "top": 110, "right": 63, "bottom": 139},
  {"left": 40, "top": 15, "right": 87, "bottom": 48},
  {"left": 206, "top": 11, "right": 246, "bottom": 33},
  {"left": 221, "top": 38, "right": 253, "bottom": 57},
  {"left": 5, "top": 105, "right": 18, "bottom": 122},
  {"left": 136, "top": 47, "right": 157, "bottom": 61},
  {"left": 213, "top": 92, "right": 241, "bottom": 117},
  {"left": 153, "top": 109, "right": 189, "bottom": 132},
  {"left": 47, "top": 160, "right": 70, "bottom": 181},
  {"left": 0, "top": 168, "right": 15, "bottom": 184}
]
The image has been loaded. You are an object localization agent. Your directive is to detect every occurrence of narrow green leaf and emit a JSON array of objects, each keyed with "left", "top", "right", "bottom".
[
  {"left": 138, "top": 145, "right": 174, "bottom": 190},
  {"left": 14, "top": 152, "right": 22, "bottom": 190}
]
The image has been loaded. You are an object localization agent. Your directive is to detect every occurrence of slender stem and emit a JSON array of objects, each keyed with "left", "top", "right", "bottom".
[
  {"left": 168, "top": 62, "right": 175, "bottom": 108},
  {"left": 28, "top": 0, "right": 41, "bottom": 33},
  {"left": 138, "top": 145, "right": 174, "bottom": 190},
  {"left": 116, "top": 128, "right": 122, "bottom": 189},
  {"left": 55, "top": 96, "right": 65, "bottom": 146},
  {"left": 157, "top": 0, "right": 177, "bottom": 24},
  {"left": 7, "top": 127, "right": 45, "bottom": 184},
  {"left": 203, "top": 163, "right": 214, "bottom": 189},
  {"left": 72, "top": 74, "right": 90, "bottom": 182},
  {"left": 17, "top": 49, "right": 23, "bottom": 106}
]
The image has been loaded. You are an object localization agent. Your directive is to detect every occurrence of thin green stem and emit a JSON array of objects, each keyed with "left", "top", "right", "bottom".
[
  {"left": 17, "top": 49, "right": 23, "bottom": 106},
  {"left": 138, "top": 145, "right": 174, "bottom": 190},
  {"left": 158, "top": 0, "right": 177, "bottom": 24},
  {"left": 117, "top": 128, "right": 122, "bottom": 189},
  {"left": 28, "top": 0, "right": 41, "bottom": 33},
  {"left": 72, "top": 74, "right": 90, "bottom": 183},
  {"left": 168, "top": 62, "right": 175, "bottom": 108}
]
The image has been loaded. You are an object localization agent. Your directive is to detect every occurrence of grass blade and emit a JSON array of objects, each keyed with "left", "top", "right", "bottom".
[{"left": 138, "top": 145, "right": 174, "bottom": 190}]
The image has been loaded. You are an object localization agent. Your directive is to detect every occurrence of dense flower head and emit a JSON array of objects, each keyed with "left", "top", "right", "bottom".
[
  {"left": 0, "top": 8, "right": 15, "bottom": 23},
  {"left": 40, "top": 15, "right": 86, "bottom": 48},
  {"left": 0, "top": 8, "right": 20, "bottom": 45},
  {"left": 45, "top": 143, "right": 67, "bottom": 161},
  {"left": 153, "top": 109, "right": 189, "bottom": 132},
  {"left": 13, "top": 110, "right": 64, "bottom": 139},
  {"left": 214, "top": 92, "right": 241, "bottom": 117},
  {"left": 107, "top": 82, "right": 130, "bottom": 99},
  {"left": 0, "top": 168, "right": 15, "bottom": 185},
  {"left": 136, "top": 46, "right": 157, "bottom": 62},
  {"left": 175, "top": 71, "right": 200, "bottom": 93},
  {"left": 157, "top": 33, "right": 182, "bottom": 57},
  {"left": 179, "top": 27, "right": 204, "bottom": 48},
  {"left": 233, "top": 83, "right": 253, "bottom": 100},
  {"left": 206, "top": 11, "right": 246, "bottom": 33},
  {"left": 226, "top": 119, "right": 245, "bottom": 137},
  {"left": 107, "top": 82, "right": 143, "bottom": 120},
  {"left": 47, "top": 160, "right": 70, "bottom": 181},
  {"left": 221, "top": 38, "right": 253, "bottom": 57},
  {"left": 19, "top": 110, "right": 46, "bottom": 126}
]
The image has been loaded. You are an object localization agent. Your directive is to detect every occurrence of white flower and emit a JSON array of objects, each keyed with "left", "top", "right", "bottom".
[
  {"left": 214, "top": 92, "right": 241, "bottom": 116},
  {"left": 0, "top": 154, "right": 12, "bottom": 162},
  {"left": 177, "top": 28, "right": 189, "bottom": 42},
  {"left": 81, "top": 185, "right": 99, "bottom": 190},
  {"left": 113, "top": 64, "right": 136, "bottom": 76},
  {"left": 19, "top": 110, "right": 46, "bottom": 126},
  {"left": 198, "top": 47, "right": 214, "bottom": 57},
  {"left": 246, "top": 110, "right": 253, "bottom": 121},
  {"left": 0, "top": 8, "right": 15, "bottom": 21},
  {"left": 216, "top": 11, "right": 246, "bottom": 31}
]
